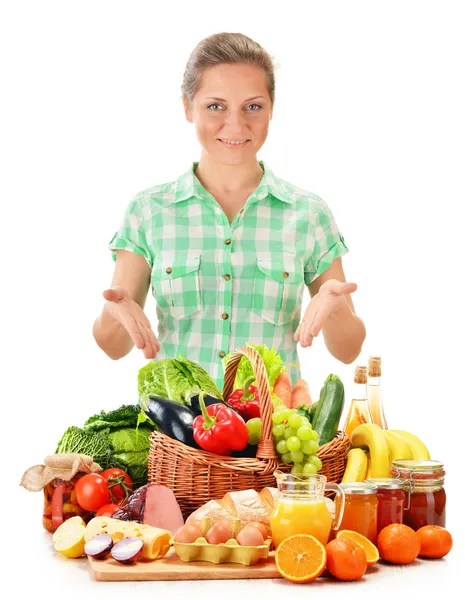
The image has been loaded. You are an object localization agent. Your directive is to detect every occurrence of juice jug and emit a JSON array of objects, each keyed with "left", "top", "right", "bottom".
[{"left": 270, "top": 471, "right": 345, "bottom": 548}]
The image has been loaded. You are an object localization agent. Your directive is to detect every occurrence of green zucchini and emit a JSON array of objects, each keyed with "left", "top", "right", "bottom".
[{"left": 312, "top": 374, "right": 345, "bottom": 445}]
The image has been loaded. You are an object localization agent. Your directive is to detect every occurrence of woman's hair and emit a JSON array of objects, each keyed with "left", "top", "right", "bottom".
[{"left": 181, "top": 32, "right": 276, "bottom": 105}]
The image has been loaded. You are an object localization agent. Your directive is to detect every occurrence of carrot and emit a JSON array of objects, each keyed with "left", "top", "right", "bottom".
[
  {"left": 291, "top": 379, "right": 312, "bottom": 410},
  {"left": 273, "top": 371, "right": 293, "bottom": 408}
]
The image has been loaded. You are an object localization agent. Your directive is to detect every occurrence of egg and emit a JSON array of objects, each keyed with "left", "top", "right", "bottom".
[
  {"left": 205, "top": 521, "right": 233, "bottom": 544},
  {"left": 243, "top": 521, "right": 268, "bottom": 540},
  {"left": 174, "top": 523, "right": 202, "bottom": 544},
  {"left": 236, "top": 525, "right": 266, "bottom": 546}
]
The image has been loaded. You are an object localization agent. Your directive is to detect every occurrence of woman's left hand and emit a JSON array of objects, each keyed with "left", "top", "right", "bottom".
[{"left": 294, "top": 279, "right": 358, "bottom": 348}]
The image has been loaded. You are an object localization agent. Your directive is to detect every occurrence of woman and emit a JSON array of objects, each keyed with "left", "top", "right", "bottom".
[{"left": 93, "top": 32, "right": 366, "bottom": 389}]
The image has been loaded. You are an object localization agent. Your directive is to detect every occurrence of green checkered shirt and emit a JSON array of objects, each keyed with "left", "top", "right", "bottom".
[{"left": 109, "top": 161, "right": 348, "bottom": 390}]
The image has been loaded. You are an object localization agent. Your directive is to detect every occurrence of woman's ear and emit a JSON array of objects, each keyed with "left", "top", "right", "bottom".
[{"left": 183, "top": 96, "right": 193, "bottom": 123}]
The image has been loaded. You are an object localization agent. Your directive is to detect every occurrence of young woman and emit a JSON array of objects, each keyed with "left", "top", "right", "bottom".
[{"left": 93, "top": 32, "right": 366, "bottom": 389}]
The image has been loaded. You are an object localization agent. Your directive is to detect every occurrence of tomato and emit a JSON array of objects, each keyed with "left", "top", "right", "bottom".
[
  {"left": 96, "top": 503, "right": 121, "bottom": 517},
  {"left": 75, "top": 473, "right": 110, "bottom": 512},
  {"left": 100, "top": 468, "right": 133, "bottom": 504}
]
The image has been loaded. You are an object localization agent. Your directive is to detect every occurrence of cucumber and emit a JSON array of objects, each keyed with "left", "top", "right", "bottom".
[{"left": 312, "top": 374, "right": 345, "bottom": 445}]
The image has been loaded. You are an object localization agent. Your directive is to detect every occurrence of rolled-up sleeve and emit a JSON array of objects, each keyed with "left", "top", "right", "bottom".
[
  {"left": 108, "top": 195, "right": 153, "bottom": 268},
  {"left": 304, "top": 200, "right": 349, "bottom": 284}
]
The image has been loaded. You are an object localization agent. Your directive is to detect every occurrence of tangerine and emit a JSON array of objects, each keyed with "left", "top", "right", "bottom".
[
  {"left": 326, "top": 538, "right": 367, "bottom": 581},
  {"left": 275, "top": 534, "right": 326, "bottom": 583},
  {"left": 336, "top": 530, "right": 380, "bottom": 565},
  {"left": 416, "top": 525, "right": 453, "bottom": 558},
  {"left": 377, "top": 524, "right": 420, "bottom": 565}
]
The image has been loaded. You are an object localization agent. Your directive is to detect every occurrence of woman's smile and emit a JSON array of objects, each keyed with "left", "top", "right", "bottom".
[{"left": 218, "top": 138, "right": 250, "bottom": 148}]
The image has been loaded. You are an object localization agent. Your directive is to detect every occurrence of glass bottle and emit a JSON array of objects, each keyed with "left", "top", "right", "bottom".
[
  {"left": 343, "top": 366, "right": 372, "bottom": 439},
  {"left": 367, "top": 356, "right": 388, "bottom": 429}
]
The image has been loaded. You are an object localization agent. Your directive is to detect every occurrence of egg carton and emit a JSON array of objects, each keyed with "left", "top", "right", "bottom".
[{"left": 172, "top": 536, "right": 272, "bottom": 565}]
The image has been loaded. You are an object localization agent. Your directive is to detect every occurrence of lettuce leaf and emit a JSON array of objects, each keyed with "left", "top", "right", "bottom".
[
  {"left": 224, "top": 343, "right": 287, "bottom": 393},
  {"left": 137, "top": 357, "right": 223, "bottom": 404}
]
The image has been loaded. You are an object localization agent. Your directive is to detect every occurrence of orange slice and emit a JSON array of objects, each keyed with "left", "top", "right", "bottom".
[
  {"left": 275, "top": 534, "right": 327, "bottom": 583},
  {"left": 336, "top": 530, "right": 380, "bottom": 565}
]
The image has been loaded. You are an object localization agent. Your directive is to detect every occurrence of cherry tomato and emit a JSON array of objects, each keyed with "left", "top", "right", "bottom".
[
  {"left": 75, "top": 473, "right": 110, "bottom": 512},
  {"left": 96, "top": 503, "right": 121, "bottom": 517},
  {"left": 100, "top": 468, "right": 133, "bottom": 504}
]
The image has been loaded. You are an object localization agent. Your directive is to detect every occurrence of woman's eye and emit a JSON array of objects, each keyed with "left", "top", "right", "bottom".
[
  {"left": 207, "top": 104, "right": 223, "bottom": 111},
  {"left": 247, "top": 104, "right": 262, "bottom": 111}
]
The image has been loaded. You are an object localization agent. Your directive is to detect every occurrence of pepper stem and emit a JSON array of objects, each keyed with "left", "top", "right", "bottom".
[
  {"left": 241, "top": 375, "right": 257, "bottom": 402},
  {"left": 198, "top": 391, "right": 217, "bottom": 430}
]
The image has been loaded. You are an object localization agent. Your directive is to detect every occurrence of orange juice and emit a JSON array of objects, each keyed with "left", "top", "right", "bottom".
[{"left": 270, "top": 497, "right": 333, "bottom": 547}]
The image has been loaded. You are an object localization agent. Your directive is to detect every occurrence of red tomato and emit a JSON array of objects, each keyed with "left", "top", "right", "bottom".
[
  {"left": 75, "top": 473, "right": 110, "bottom": 512},
  {"left": 100, "top": 468, "right": 133, "bottom": 504},
  {"left": 96, "top": 503, "right": 121, "bottom": 517}
]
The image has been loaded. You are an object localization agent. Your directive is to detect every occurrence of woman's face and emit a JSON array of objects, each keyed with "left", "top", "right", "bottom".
[{"left": 184, "top": 63, "right": 273, "bottom": 164}]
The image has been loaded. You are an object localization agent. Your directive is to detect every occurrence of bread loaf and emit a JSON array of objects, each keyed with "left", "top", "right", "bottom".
[
  {"left": 259, "top": 487, "right": 279, "bottom": 513},
  {"left": 185, "top": 500, "right": 232, "bottom": 524},
  {"left": 222, "top": 490, "right": 270, "bottom": 534}
]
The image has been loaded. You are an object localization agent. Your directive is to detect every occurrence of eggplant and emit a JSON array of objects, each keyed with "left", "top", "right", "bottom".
[
  {"left": 231, "top": 444, "right": 258, "bottom": 459},
  {"left": 188, "top": 393, "right": 233, "bottom": 416},
  {"left": 144, "top": 395, "right": 200, "bottom": 449}
]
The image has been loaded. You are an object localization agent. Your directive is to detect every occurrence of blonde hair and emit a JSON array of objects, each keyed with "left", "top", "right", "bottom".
[{"left": 181, "top": 32, "right": 276, "bottom": 105}]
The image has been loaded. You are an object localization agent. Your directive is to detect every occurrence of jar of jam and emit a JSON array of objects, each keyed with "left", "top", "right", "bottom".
[
  {"left": 338, "top": 482, "right": 378, "bottom": 543},
  {"left": 390, "top": 459, "right": 446, "bottom": 531},
  {"left": 365, "top": 478, "right": 406, "bottom": 534}
]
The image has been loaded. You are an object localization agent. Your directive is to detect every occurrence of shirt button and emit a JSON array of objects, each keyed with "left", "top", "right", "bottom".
[
  {"left": 221, "top": 313, "right": 229, "bottom": 320},
  {"left": 225, "top": 238, "right": 232, "bottom": 245},
  {"left": 224, "top": 274, "right": 231, "bottom": 281},
  {"left": 283, "top": 271, "right": 289, "bottom": 278},
  {"left": 218, "top": 351, "right": 225, "bottom": 358},
  {"left": 166, "top": 267, "right": 173, "bottom": 274},
  {"left": 239, "top": 208, "right": 244, "bottom": 214}
]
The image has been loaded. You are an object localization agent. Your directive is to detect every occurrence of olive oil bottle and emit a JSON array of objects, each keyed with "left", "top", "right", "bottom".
[
  {"left": 343, "top": 366, "right": 372, "bottom": 439},
  {"left": 367, "top": 356, "right": 388, "bottom": 429}
]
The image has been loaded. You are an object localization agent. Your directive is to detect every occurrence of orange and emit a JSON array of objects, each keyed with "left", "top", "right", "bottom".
[
  {"left": 416, "top": 525, "right": 453, "bottom": 558},
  {"left": 275, "top": 534, "right": 326, "bottom": 583},
  {"left": 377, "top": 524, "right": 420, "bottom": 565},
  {"left": 336, "top": 530, "right": 380, "bottom": 565},
  {"left": 326, "top": 538, "right": 367, "bottom": 581}
]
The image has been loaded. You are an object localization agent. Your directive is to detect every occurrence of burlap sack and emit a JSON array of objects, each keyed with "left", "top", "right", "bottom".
[{"left": 20, "top": 454, "right": 102, "bottom": 492}]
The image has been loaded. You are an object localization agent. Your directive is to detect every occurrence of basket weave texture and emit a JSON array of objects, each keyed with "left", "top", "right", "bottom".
[{"left": 148, "top": 346, "right": 349, "bottom": 519}]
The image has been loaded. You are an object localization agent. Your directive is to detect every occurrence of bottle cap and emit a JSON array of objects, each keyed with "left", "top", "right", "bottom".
[{"left": 368, "top": 356, "right": 382, "bottom": 377}]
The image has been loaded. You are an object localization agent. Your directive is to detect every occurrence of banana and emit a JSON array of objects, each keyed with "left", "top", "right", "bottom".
[
  {"left": 350, "top": 424, "right": 391, "bottom": 478},
  {"left": 342, "top": 448, "right": 368, "bottom": 483},
  {"left": 389, "top": 430, "right": 430, "bottom": 460},
  {"left": 383, "top": 430, "right": 413, "bottom": 461},
  {"left": 366, "top": 453, "right": 372, "bottom": 479}
]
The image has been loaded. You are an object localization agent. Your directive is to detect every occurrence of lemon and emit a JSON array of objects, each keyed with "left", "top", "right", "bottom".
[{"left": 53, "top": 516, "right": 86, "bottom": 558}]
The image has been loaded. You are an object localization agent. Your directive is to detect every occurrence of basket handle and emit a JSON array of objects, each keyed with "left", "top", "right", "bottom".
[{"left": 223, "top": 346, "right": 277, "bottom": 460}]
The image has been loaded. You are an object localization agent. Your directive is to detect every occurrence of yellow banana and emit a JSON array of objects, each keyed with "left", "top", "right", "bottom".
[
  {"left": 342, "top": 448, "right": 368, "bottom": 483},
  {"left": 383, "top": 430, "right": 413, "bottom": 461},
  {"left": 350, "top": 424, "right": 391, "bottom": 478},
  {"left": 366, "top": 453, "right": 372, "bottom": 479},
  {"left": 389, "top": 430, "right": 430, "bottom": 460}
]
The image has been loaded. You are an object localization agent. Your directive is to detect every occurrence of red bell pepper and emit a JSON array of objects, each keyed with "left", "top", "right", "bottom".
[
  {"left": 193, "top": 392, "right": 249, "bottom": 455},
  {"left": 227, "top": 375, "right": 261, "bottom": 422}
]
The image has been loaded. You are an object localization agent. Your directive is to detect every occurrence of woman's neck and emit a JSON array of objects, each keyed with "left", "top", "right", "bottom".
[{"left": 194, "top": 154, "right": 264, "bottom": 197}]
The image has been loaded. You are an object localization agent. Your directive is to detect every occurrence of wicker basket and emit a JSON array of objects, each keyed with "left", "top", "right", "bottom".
[{"left": 148, "top": 346, "right": 349, "bottom": 519}]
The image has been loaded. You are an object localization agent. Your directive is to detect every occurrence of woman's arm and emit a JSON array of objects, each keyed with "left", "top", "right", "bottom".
[
  {"left": 307, "top": 257, "right": 366, "bottom": 364},
  {"left": 93, "top": 250, "right": 153, "bottom": 360}
]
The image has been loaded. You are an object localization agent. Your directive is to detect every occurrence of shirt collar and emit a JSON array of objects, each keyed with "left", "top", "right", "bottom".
[{"left": 169, "top": 161, "right": 292, "bottom": 205}]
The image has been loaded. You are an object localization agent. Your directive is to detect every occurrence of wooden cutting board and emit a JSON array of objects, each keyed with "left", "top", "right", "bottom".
[{"left": 88, "top": 548, "right": 280, "bottom": 581}]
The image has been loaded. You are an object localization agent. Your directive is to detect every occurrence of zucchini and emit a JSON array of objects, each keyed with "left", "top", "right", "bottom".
[{"left": 312, "top": 374, "right": 345, "bottom": 445}]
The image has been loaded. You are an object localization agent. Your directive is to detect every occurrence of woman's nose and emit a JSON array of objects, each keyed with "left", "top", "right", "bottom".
[{"left": 224, "top": 110, "right": 247, "bottom": 130}]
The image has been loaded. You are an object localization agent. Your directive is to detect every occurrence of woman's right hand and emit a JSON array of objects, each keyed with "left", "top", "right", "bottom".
[{"left": 103, "top": 286, "right": 160, "bottom": 359}]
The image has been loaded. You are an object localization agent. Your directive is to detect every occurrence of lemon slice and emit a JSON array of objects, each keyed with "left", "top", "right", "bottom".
[{"left": 53, "top": 516, "right": 86, "bottom": 558}]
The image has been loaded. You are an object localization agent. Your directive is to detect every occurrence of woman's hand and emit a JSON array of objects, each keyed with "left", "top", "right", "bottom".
[
  {"left": 294, "top": 279, "right": 358, "bottom": 348},
  {"left": 103, "top": 286, "right": 160, "bottom": 359}
]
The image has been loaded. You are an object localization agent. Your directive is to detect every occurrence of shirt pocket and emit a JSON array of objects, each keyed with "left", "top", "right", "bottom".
[
  {"left": 151, "top": 253, "right": 202, "bottom": 319},
  {"left": 252, "top": 253, "right": 305, "bottom": 326}
]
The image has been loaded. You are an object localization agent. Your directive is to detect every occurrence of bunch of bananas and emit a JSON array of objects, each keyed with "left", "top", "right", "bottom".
[{"left": 341, "top": 424, "right": 430, "bottom": 483}]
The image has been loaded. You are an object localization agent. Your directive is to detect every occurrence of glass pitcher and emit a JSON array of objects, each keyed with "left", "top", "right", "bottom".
[{"left": 270, "top": 471, "right": 345, "bottom": 548}]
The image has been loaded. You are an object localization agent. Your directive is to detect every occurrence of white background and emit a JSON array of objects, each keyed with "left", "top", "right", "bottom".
[{"left": 3, "top": 0, "right": 464, "bottom": 597}]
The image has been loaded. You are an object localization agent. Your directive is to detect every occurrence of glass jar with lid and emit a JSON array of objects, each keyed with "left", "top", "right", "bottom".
[
  {"left": 365, "top": 478, "right": 406, "bottom": 534},
  {"left": 390, "top": 459, "right": 446, "bottom": 531},
  {"left": 338, "top": 482, "right": 378, "bottom": 543}
]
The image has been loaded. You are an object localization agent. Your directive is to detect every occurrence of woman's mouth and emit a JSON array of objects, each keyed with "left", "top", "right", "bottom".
[{"left": 218, "top": 138, "right": 250, "bottom": 148}]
